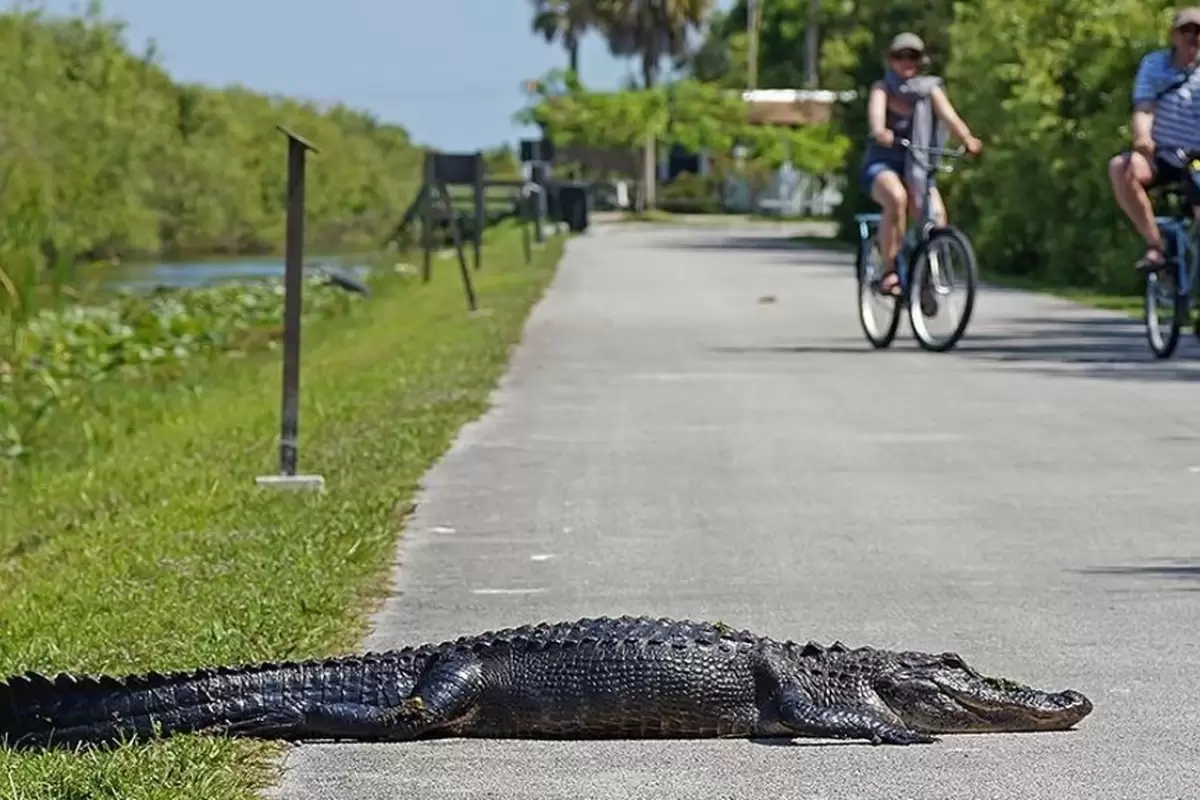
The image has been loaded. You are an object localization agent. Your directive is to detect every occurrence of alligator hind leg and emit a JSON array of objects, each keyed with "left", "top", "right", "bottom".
[
  {"left": 776, "top": 688, "right": 936, "bottom": 746},
  {"left": 303, "top": 655, "right": 484, "bottom": 742},
  {"left": 208, "top": 705, "right": 310, "bottom": 740}
]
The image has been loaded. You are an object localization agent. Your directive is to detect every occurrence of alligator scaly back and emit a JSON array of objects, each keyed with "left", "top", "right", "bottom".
[{"left": 0, "top": 615, "right": 1093, "bottom": 750}]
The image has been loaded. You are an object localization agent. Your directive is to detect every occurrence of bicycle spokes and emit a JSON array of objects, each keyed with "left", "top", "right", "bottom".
[{"left": 909, "top": 230, "right": 978, "bottom": 352}]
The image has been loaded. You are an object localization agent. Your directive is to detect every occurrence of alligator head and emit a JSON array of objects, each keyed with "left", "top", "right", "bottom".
[{"left": 870, "top": 650, "right": 1093, "bottom": 734}]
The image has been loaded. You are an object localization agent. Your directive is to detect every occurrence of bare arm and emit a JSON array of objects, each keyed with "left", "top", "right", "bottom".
[
  {"left": 1132, "top": 101, "right": 1155, "bottom": 145},
  {"left": 1129, "top": 53, "right": 1161, "bottom": 151},
  {"left": 929, "top": 86, "right": 973, "bottom": 142},
  {"left": 867, "top": 83, "right": 888, "bottom": 139}
]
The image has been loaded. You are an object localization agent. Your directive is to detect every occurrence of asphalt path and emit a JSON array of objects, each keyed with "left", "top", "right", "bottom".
[{"left": 266, "top": 222, "right": 1200, "bottom": 800}]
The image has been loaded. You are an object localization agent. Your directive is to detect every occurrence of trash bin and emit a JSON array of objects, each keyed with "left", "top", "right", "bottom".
[{"left": 556, "top": 181, "right": 590, "bottom": 233}]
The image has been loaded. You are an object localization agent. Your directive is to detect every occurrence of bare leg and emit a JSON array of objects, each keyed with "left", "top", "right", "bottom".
[
  {"left": 871, "top": 170, "right": 908, "bottom": 296},
  {"left": 926, "top": 187, "right": 947, "bottom": 227},
  {"left": 905, "top": 182, "right": 947, "bottom": 228},
  {"left": 1108, "top": 152, "right": 1165, "bottom": 269}
]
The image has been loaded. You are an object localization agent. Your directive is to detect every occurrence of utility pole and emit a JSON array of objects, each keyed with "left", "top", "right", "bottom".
[
  {"left": 805, "top": 0, "right": 819, "bottom": 88},
  {"left": 747, "top": 0, "right": 760, "bottom": 90}
]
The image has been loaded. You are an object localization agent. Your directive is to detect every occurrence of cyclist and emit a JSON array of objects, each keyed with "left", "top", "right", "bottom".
[
  {"left": 1108, "top": 8, "right": 1200, "bottom": 274},
  {"left": 861, "top": 32, "right": 983, "bottom": 298}
]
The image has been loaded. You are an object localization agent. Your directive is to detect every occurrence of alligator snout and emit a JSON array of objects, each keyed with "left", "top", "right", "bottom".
[{"left": 1053, "top": 690, "right": 1093, "bottom": 722}]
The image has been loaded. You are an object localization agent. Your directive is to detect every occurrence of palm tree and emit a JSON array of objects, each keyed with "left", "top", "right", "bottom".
[
  {"left": 593, "top": 0, "right": 715, "bottom": 209},
  {"left": 593, "top": 0, "right": 713, "bottom": 89},
  {"left": 530, "top": 0, "right": 596, "bottom": 78}
]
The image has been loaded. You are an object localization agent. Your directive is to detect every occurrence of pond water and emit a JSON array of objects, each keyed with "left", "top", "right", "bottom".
[{"left": 103, "top": 253, "right": 375, "bottom": 292}]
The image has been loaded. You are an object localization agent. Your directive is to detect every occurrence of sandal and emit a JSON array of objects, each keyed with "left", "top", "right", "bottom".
[
  {"left": 1135, "top": 244, "right": 1168, "bottom": 273},
  {"left": 875, "top": 270, "right": 903, "bottom": 298}
]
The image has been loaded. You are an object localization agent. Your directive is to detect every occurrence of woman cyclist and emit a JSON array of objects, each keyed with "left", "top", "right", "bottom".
[{"left": 861, "top": 32, "right": 983, "bottom": 297}]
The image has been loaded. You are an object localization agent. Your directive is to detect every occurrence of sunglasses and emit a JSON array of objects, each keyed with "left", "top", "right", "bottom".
[
  {"left": 1177, "top": 23, "right": 1200, "bottom": 35},
  {"left": 890, "top": 50, "right": 923, "bottom": 61}
]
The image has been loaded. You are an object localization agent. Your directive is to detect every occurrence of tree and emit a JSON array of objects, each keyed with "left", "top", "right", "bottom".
[
  {"left": 529, "top": 0, "right": 597, "bottom": 77},
  {"left": 594, "top": 0, "right": 714, "bottom": 89},
  {"left": 679, "top": 0, "right": 1192, "bottom": 292},
  {"left": 515, "top": 72, "right": 849, "bottom": 196},
  {"left": 0, "top": 4, "right": 426, "bottom": 291},
  {"left": 585, "top": 0, "right": 716, "bottom": 207}
]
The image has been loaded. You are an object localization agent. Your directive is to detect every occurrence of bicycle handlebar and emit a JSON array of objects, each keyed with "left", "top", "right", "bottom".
[
  {"left": 896, "top": 138, "right": 968, "bottom": 158},
  {"left": 863, "top": 134, "right": 969, "bottom": 158}
]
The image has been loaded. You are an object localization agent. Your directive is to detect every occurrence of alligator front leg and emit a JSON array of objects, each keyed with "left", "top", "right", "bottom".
[
  {"left": 303, "top": 656, "right": 484, "bottom": 742},
  {"left": 776, "top": 688, "right": 936, "bottom": 746}
]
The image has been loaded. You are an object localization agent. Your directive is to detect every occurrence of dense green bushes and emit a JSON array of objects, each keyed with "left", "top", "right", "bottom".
[
  {"left": 690, "top": 0, "right": 1186, "bottom": 292},
  {"left": 942, "top": 0, "right": 1168, "bottom": 291},
  {"left": 0, "top": 6, "right": 423, "bottom": 284}
]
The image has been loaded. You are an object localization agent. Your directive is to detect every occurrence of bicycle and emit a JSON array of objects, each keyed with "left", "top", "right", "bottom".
[
  {"left": 854, "top": 138, "right": 979, "bottom": 352},
  {"left": 1142, "top": 149, "right": 1200, "bottom": 359}
]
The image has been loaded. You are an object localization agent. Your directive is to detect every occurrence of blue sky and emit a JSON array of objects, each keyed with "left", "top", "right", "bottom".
[{"left": 27, "top": 0, "right": 734, "bottom": 152}]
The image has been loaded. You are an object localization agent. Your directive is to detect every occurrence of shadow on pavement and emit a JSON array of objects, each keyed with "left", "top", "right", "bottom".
[
  {"left": 747, "top": 737, "right": 868, "bottom": 748},
  {"left": 1074, "top": 558, "right": 1200, "bottom": 592},
  {"left": 950, "top": 312, "right": 1200, "bottom": 383},
  {"left": 653, "top": 233, "right": 854, "bottom": 259},
  {"left": 711, "top": 344, "right": 882, "bottom": 356},
  {"left": 709, "top": 311, "right": 1200, "bottom": 383}
]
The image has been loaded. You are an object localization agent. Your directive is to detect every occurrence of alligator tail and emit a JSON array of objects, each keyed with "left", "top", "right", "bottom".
[{"left": 0, "top": 662, "right": 316, "bottom": 751}]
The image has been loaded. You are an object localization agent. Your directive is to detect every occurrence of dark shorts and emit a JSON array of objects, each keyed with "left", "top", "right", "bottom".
[
  {"left": 1138, "top": 152, "right": 1200, "bottom": 205},
  {"left": 860, "top": 158, "right": 906, "bottom": 196}
]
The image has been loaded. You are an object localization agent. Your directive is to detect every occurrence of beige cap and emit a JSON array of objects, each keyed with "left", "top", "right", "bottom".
[
  {"left": 888, "top": 32, "right": 925, "bottom": 54},
  {"left": 1172, "top": 7, "right": 1200, "bottom": 28}
]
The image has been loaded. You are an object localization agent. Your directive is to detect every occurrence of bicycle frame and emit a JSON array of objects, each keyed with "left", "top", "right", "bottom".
[
  {"left": 1154, "top": 151, "right": 1200, "bottom": 298},
  {"left": 1156, "top": 213, "right": 1200, "bottom": 298},
  {"left": 854, "top": 138, "right": 966, "bottom": 294},
  {"left": 1141, "top": 148, "right": 1200, "bottom": 358}
]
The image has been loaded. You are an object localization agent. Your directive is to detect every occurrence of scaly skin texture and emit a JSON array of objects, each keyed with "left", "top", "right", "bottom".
[{"left": 0, "top": 616, "right": 1094, "bottom": 750}]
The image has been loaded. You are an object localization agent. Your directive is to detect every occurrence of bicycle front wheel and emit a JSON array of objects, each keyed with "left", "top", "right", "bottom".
[
  {"left": 908, "top": 226, "right": 978, "bottom": 352},
  {"left": 1143, "top": 267, "right": 1184, "bottom": 359},
  {"left": 856, "top": 232, "right": 902, "bottom": 349}
]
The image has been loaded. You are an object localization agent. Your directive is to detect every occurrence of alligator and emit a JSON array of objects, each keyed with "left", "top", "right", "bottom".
[{"left": 0, "top": 615, "right": 1093, "bottom": 751}]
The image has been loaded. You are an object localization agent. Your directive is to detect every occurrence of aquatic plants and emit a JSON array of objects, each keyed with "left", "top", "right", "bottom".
[{"left": 1, "top": 274, "right": 369, "bottom": 461}]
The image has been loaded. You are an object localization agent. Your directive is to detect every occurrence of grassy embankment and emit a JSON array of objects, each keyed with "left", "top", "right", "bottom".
[{"left": 0, "top": 224, "right": 565, "bottom": 799}]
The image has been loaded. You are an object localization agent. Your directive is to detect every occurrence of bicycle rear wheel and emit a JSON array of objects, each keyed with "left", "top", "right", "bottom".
[
  {"left": 856, "top": 231, "right": 902, "bottom": 348},
  {"left": 908, "top": 226, "right": 978, "bottom": 352}
]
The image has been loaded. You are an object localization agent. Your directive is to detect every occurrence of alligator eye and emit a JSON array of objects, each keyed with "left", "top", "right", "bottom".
[{"left": 939, "top": 652, "right": 967, "bottom": 669}]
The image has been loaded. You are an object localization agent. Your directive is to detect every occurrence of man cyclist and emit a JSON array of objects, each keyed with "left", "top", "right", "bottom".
[{"left": 1108, "top": 8, "right": 1200, "bottom": 273}]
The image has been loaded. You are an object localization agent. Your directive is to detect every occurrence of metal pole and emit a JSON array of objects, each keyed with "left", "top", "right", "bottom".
[
  {"left": 435, "top": 181, "right": 478, "bottom": 312},
  {"left": 521, "top": 189, "right": 532, "bottom": 263},
  {"left": 474, "top": 151, "right": 485, "bottom": 270},
  {"left": 256, "top": 126, "right": 323, "bottom": 492},
  {"left": 422, "top": 153, "right": 435, "bottom": 282},
  {"left": 279, "top": 129, "right": 313, "bottom": 476},
  {"left": 532, "top": 161, "right": 547, "bottom": 243}
]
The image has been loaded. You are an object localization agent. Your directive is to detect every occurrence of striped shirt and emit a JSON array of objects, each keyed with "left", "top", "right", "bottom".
[{"left": 1133, "top": 48, "right": 1200, "bottom": 164}]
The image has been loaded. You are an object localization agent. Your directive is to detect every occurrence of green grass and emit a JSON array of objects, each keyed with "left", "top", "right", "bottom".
[{"left": 0, "top": 225, "right": 566, "bottom": 799}]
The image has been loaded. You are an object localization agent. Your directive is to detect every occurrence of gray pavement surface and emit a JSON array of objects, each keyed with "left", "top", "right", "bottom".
[{"left": 267, "top": 223, "right": 1200, "bottom": 799}]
